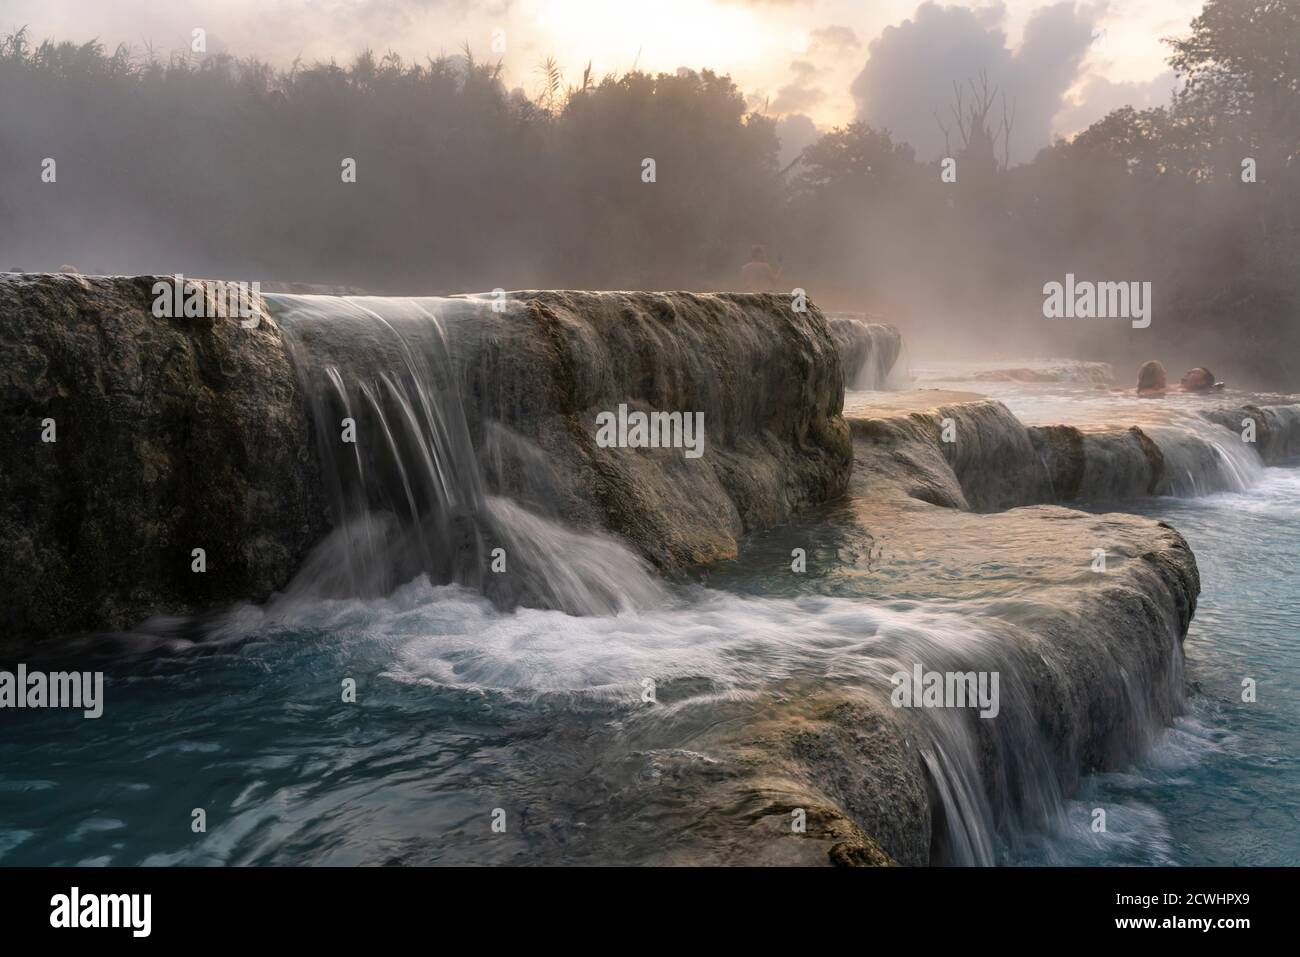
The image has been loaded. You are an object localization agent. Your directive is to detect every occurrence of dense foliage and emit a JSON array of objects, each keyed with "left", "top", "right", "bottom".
[{"left": 2, "top": 0, "right": 1296, "bottom": 384}]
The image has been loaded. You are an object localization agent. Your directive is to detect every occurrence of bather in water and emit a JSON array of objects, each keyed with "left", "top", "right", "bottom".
[{"left": 1136, "top": 361, "right": 1223, "bottom": 396}]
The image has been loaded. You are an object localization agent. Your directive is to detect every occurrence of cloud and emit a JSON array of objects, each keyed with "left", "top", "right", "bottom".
[
  {"left": 1011, "top": 2, "right": 1100, "bottom": 150},
  {"left": 772, "top": 82, "right": 825, "bottom": 114},
  {"left": 790, "top": 59, "right": 819, "bottom": 81},
  {"left": 1051, "top": 69, "right": 1178, "bottom": 141},
  {"left": 770, "top": 56, "right": 824, "bottom": 115},
  {"left": 2, "top": 0, "right": 509, "bottom": 67},
  {"left": 811, "top": 25, "right": 859, "bottom": 52},
  {"left": 850, "top": 2, "right": 1100, "bottom": 163}
]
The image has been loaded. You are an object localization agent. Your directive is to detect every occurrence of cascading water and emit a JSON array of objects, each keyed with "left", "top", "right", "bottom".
[
  {"left": 268, "top": 294, "right": 664, "bottom": 616},
  {"left": 866, "top": 621, "right": 1074, "bottom": 867},
  {"left": 258, "top": 301, "right": 1190, "bottom": 864},
  {"left": 827, "top": 313, "right": 907, "bottom": 390},
  {"left": 909, "top": 359, "right": 1277, "bottom": 501},
  {"left": 1145, "top": 419, "right": 1264, "bottom": 497},
  {"left": 5, "top": 296, "right": 1268, "bottom": 867}
]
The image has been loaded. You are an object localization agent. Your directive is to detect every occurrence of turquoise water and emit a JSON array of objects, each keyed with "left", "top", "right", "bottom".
[
  {"left": 1, "top": 471, "right": 1296, "bottom": 866},
  {"left": 1015, "top": 467, "right": 1300, "bottom": 866}
]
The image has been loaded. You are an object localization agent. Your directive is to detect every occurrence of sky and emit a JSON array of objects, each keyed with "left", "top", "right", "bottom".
[{"left": 0, "top": 0, "right": 1199, "bottom": 163}]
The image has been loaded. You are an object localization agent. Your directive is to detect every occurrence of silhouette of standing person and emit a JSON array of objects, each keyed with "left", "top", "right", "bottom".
[{"left": 741, "top": 245, "right": 782, "bottom": 293}]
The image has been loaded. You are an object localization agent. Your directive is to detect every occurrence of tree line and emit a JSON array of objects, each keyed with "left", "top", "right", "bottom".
[{"left": 1, "top": 0, "right": 1296, "bottom": 386}]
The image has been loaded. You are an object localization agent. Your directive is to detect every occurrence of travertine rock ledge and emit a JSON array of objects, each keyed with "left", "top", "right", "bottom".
[
  {"left": 0, "top": 273, "right": 326, "bottom": 641},
  {"left": 1, "top": 277, "right": 890, "bottom": 639}
]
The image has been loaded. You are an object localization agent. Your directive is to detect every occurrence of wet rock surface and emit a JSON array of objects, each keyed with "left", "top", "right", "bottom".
[
  {"left": 0, "top": 273, "right": 326, "bottom": 642},
  {"left": 1202, "top": 402, "right": 1300, "bottom": 464},
  {"left": 674, "top": 389, "right": 1203, "bottom": 865},
  {"left": 845, "top": 388, "right": 1300, "bottom": 507},
  {"left": 0, "top": 277, "right": 1240, "bottom": 867},
  {"left": 3, "top": 279, "right": 865, "bottom": 636},
  {"left": 826, "top": 314, "right": 902, "bottom": 390},
  {"left": 540, "top": 388, "right": 1205, "bottom": 867},
  {"left": 844, "top": 391, "right": 1050, "bottom": 509},
  {"left": 444, "top": 290, "right": 853, "bottom": 571}
]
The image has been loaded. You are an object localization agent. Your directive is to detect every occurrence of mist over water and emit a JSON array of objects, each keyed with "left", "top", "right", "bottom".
[
  {"left": 3, "top": 0, "right": 1298, "bottom": 388},
  {"left": 1, "top": 0, "right": 1297, "bottom": 875},
  {"left": 903, "top": 359, "right": 1273, "bottom": 497},
  {"left": 1, "top": 317, "right": 1295, "bottom": 865}
]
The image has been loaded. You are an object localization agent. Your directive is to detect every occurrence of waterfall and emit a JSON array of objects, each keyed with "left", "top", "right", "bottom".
[
  {"left": 259, "top": 293, "right": 1198, "bottom": 865},
  {"left": 1145, "top": 421, "right": 1264, "bottom": 497},
  {"left": 268, "top": 294, "right": 664, "bottom": 616},
  {"left": 827, "top": 313, "right": 905, "bottom": 390}
]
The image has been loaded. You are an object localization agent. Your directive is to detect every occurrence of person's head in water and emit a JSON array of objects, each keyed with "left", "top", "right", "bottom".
[
  {"left": 1179, "top": 367, "right": 1216, "bottom": 393},
  {"left": 1137, "top": 360, "right": 1168, "bottom": 395},
  {"left": 749, "top": 244, "right": 768, "bottom": 264}
]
